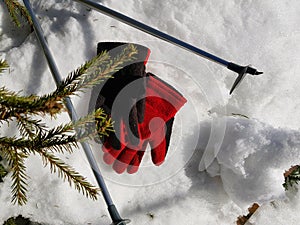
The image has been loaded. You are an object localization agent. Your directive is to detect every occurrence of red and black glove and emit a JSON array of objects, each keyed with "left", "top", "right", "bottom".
[
  {"left": 89, "top": 42, "right": 187, "bottom": 174},
  {"left": 89, "top": 42, "right": 150, "bottom": 148}
]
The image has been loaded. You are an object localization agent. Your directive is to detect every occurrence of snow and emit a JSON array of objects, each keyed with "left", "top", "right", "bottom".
[
  {"left": 0, "top": 0, "right": 300, "bottom": 224},
  {"left": 199, "top": 118, "right": 300, "bottom": 208}
]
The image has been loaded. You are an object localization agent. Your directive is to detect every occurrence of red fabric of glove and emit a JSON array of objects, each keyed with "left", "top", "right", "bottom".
[{"left": 102, "top": 74, "right": 187, "bottom": 174}]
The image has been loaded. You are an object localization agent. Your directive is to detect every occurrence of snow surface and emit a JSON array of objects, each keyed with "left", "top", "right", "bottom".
[{"left": 0, "top": 0, "right": 300, "bottom": 224}]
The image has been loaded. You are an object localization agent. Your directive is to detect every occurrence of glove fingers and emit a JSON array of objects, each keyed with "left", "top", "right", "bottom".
[
  {"left": 102, "top": 148, "right": 123, "bottom": 165},
  {"left": 128, "top": 105, "right": 140, "bottom": 145},
  {"left": 102, "top": 118, "right": 127, "bottom": 155},
  {"left": 112, "top": 148, "right": 138, "bottom": 174},
  {"left": 102, "top": 136, "right": 125, "bottom": 164},
  {"left": 102, "top": 141, "right": 140, "bottom": 166},
  {"left": 150, "top": 118, "right": 174, "bottom": 166},
  {"left": 107, "top": 132, "right": 122, "bottom": 150},
  {"left": 127, "top": 142, "right": 148, "bottom": 174},
  {"left": 102, "top": 120, "right": 127, "bottom": 165},
  {"left": 150, "top": 138, "right": 166, "bottom": 166},
  {"left": 108, "top": 117, "right": 130, "bottom": 150},
  {"left": 163, "top": 118, "right": 174, "bottom": 153}
]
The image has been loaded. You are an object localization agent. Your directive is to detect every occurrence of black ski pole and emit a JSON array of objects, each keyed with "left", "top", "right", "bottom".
[
  {"left": 74, "top": 0, "right": 262, "bottom": 94},
  {"left": 23, "top": 0, "right": 129, "bottom": 224}
]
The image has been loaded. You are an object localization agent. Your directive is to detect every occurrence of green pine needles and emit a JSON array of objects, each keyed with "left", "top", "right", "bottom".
[
  {"left": 0, "top": 156, "right": 8, "bottom": 182},
  {"left": 283, "top": 165, "right": 300, "bottom": 190},
  {"left": 3, "top": 0, "right": 33, "bottom": 27},
  {"left": 0, "top": 60, "right": 9, "bottom": 73},
  {"left": 3, "top": 215, "right": 41, "bottom": 225},
  {"left": 0, "top": 44, "right": 138, "bottom": 205}
]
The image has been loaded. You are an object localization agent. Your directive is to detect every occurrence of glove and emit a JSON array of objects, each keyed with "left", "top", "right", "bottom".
[
  {"left": 89, "top": 42, "right": 187, "bottom": 174},
  {"left": 88, "top": 42, "right": 150, "bottom": 148},
  {"left": 102, "top": 73, "right": 187, "bottom": 174}
]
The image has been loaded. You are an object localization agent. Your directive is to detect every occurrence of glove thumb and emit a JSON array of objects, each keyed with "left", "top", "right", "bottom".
[{"left": 149, "top": 118, "right": 174, "bottom": 166}]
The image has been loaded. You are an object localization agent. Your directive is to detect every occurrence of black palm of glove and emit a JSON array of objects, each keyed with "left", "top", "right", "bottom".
[{"left": 89, "top": 42, "right": 150, "bottom": 149}]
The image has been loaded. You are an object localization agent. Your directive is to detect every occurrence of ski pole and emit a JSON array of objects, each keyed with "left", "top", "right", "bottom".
[
  {"left": 23, "top": 1, "right": 129, "bottom": 224},
  {"left": 74, "top": 0, "right": 262, "bottom": 94}
]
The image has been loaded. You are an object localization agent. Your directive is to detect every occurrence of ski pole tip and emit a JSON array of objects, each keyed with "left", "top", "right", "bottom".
[
  {"left": 110, "top": 219, "right": 131, "bottom": 225},
  {"left": 227, "top": 62, "right": 263, "bottom": 76},
  {"left": 255, "top": 71, "right": 263, "bottom": 75},
  {"left": 228, "top": 64, "right": 263, "bottom": 94}
]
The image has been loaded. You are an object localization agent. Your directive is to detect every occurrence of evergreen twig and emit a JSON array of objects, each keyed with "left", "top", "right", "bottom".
[
  {"left": 283, "top": 165, "right": 300, "bottom": 190},
  {"left": 3, "top": 0, "right": 33, "bottom": 27},
  {"left": 0, "top": 45, "right": 138, "bottom": 121},
  {"left": 0, "top": 59, "right": 9, "bottom": 73},
  {"left": 1, "top": 147, "right": 29, "bottom": 205},
  {"left": 4, "top": 215, "right": 41, "bottom": 225},
  {"left": 58, "top": 44, "right": 138, "bottom": 93},
  {"left": 0, "top": 163, "right": 8, "bottom": 182},
  {"left": 16, "top": 116, "right": 47, "bottom": 140},
  {"left": 39, "top": 150, "right": 99, "bottom": 200},
  {"left": 0, "top": 43, "right": 137, "bottom": 205},
  {"left": 74, "top": 108, "right": 114, "bottom": 142}
]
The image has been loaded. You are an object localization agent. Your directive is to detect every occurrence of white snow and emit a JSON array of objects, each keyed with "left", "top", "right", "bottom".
[{"left": 0, "top": 0, "right": 300, "bottom": 224}]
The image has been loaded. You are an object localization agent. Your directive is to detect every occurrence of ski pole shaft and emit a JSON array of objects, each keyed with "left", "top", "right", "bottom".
[
  {"left": 23, "top": 1, "right": 128, "bottom": 224},
  {"left": 75, "top": 0, "right": 224, "bottom": 67},
  {"left": 74, "top": 0, "right": 262, "bottom": 94},
  {"left": 74, "top": 0, "right": 228, "bottom": 67}
]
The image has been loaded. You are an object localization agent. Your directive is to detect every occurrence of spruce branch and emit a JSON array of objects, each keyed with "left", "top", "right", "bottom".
[
  {"left": 0, "top": 59, "right": 9, "bottom": 74},
  {"left": 83, "top": 44, "right": 138, "bottom": 89},
  {"left": 94, "top": 109, "right": 114, "bottom": 138},
  {"left": 4, "top": 215, "right": 41, "bottom": 225},
  {"left": 0, "top": 163, "right": 8, "bottom": 182},
  {"left": 16, "top": 115, "right": 47, "bottom": 140},
  {"left": 3, "top": 0, "right": 33, "bottom": 27},
  {"left": 40, "top": 150, "right": 99, "bottom": 200},
  {"left": 283, "top": 165, "right": 300, "bottom": 190},
  {"left": 0, "top": 44, "right": 138, "bottom": 121},
  {"left": 4, "top": 216, "right": 18, "bottom": 225},
  {"left": 0, "top": 130, "right": 77, "bottom": 156},
  {"left": 58, "top": 44, "right": 138, "bottom": 95},
  {"left": 0, "top": 87, "right": 65, "bottom": 120},
  {"left": 2, "top": 147, "right": 29, "bottom": 205},
  {"left": 3, "top": 215, "right": 37, "bottom": 225},
  {"left": 35, "top": 125, "right": 77, "bottom": 154},
  {"left": 0, "top": 43, "right": 137, "bottom": 205},
  {"left": 74, "top": 108, "right": 114, "bottom": 142}
]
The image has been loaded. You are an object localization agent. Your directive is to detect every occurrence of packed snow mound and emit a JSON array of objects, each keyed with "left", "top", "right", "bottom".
[{"left": 199, "top": 117, "right": 300, "bottom": 208}]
